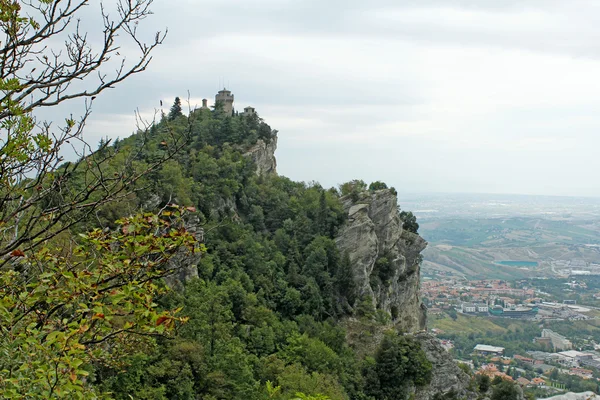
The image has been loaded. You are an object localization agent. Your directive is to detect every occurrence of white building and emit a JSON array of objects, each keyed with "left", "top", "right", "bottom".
[
  {"left": 542, "top": 329, "right": 573, "bottom": 351},
  {"left": 476, "top": 304, "right": 489, "bottom": 313},
  {"left": 556, "top": 351, "right": 592, "bottom": 367},
  {"left": 242, "top": 106, "right": 256, "bottom": 116},
  {"left": 461, "top": 303, "right": 476, "bottom": 313},
  {"left": 474, "top": 344, "right": 505, "bottom": 356}
]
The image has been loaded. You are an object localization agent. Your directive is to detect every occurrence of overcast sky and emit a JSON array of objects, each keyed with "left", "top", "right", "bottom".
[{"left": 79, "top": 0, "right": 600, "bottom": 197}]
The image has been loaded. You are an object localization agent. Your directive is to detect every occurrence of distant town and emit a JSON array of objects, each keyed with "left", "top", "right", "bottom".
[
  {"left": 423, "top": 276, "right": 600, "bottom": 396},
  {"left": 422, "top": 278, "right": 593, "bottom": 322}
]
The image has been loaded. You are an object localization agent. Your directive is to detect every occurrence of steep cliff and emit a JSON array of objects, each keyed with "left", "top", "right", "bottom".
[
  {"left": 335, "top": 189, "right": 427, "bottom": 332},
  {"left": 412, "top": 333, "right": 477, "bottom": 400},
  {"left": 336, "top": 190, "right": 483, "bottom": 399},
  {"left": 540, "top": 393, "right": 597, "bottom": 400},
  {"left": 243, "top": 134, "right": 278, "bottom": 176},
  {"left": 163, "top": 215, "right": 203, "bottom": 290}
]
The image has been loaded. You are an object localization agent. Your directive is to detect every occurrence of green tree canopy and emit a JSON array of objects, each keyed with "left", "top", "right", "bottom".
[
  {"left": 400, "top": 211, "right": 420, "bottom": 234},
  {"left": 169, "top": 96, "right": 184, "bottom": 120},
  {"left": 368, "top": 181, "right": 388, "bottom": 191}
]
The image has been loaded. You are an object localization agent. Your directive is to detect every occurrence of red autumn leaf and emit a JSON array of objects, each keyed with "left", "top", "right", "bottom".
[
  {"left": 156, "top": 316, "right": 169, "bottom": 326},
  {"left": 10, "top": 249, "right": 25, "bottom": 257},
  {"left": 93, "top": 313, "right": 105, "bottom": 320}
]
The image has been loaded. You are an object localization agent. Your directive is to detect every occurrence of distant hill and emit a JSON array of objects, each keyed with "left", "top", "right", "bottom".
[{"left": 401, "top": 194, "right": 600, "bottom": 279}]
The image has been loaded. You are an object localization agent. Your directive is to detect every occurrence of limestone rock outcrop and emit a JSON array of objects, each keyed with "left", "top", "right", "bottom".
[
  {"left": 335, "top": 190, "right": 483, "bottom": 399},
  {"left": 335, "top": 189, "right": 427, "bottom": 332},
  {"left": 540, "top": 393, "right": 598, "bottom": 400},
  {"left": 412, "top": 332, "right": 477, "bottom": 400},
  {"left": 243, "top": 135, "right": 277, "bottom": 176},
  {"left": 164, "top": 215, "right": 203, "bottom": 290}
]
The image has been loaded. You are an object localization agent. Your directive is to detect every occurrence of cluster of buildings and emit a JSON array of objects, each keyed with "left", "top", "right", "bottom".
[
  {"left": 516, "top": 377, "right": 547, "bottom": 388},
  {"left": 535, "top": 302, "right": 591, "bottom": 322},
  {"left": 474, "top": 344, "right": 505, "bottom": 356},
  {"left": 526, "top": 350, "right": 600, "bottom": 371},
  {"left": 477, "top": 363, "right": 514, "bottom": 382},
  {"left": 200, "top": 88, "right": 257, "bottom": 117},
  {"left": 536, "top": 329, "right": 573, "bottom": 351},
  {"left": 475, "top": 360, "right": 547, "bottom": 388},
  {"left": 421, "top": 280, "right": 538, "bottom": 318},
  {"left": 514, "top": 349, "right": 599, "bottom": 377},
  {"left": 422, "top": 279, "right": 535, "bottom": 302},
  {"left": 552, "top": 259, "right": 600, "bottom": 277},
  {"left": 488, "top": 304, "right": 539, "bottom": 318},
  {"left": 460, "top": 303, "right": 488, "bottom": 314},
  {"left": 459, "top": 301, "right": 588, "bottom": 320},
  {"left": 426, "top": 275, "right": 600, "bottom": 393},
  {"left": 422, "top": 279, "right": 536, "bottom": 314},
  {"left": 468, "top": 344, "right": 599, "bottom": 390},
  {"left": 459, "top": 300, "right": 540, "bottom": 320},
  {"left": 422, "top": 278, "right": 592, "bottom": 321}
]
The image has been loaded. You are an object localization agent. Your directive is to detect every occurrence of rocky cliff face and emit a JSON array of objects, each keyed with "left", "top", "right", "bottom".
[
  {"left": 164, "top": 216, "right": 203, "bottom": 290},
  {"left": 412, "top": 333, "right": 477, "bottom": 400},
  {"left": 243, "top": 135, "right": 277, "bottom": 176},
  {"left": 539, "top": 393, "right": 597, "bottom": 400},
  {"left": 336, "top": 190, "right": 482, "bottom": 399},
  {"left": 335, "top": 189, "right": 427, "bottom": 332}
]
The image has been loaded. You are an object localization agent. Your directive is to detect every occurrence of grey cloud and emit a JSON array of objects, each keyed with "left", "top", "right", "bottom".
[
  {"left": 60, "top": 0, "right": 600, "bottom": 197},
  {"left": 149, "top": 0, "right": 600, "bottom": 59},
  {"left": 87, "top": 0, "right": 600, "bottom": 116}
]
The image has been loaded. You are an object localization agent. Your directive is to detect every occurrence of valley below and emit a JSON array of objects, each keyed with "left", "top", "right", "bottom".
[{"left": 400, "top": 193, "right": 600, "bottom": 280}]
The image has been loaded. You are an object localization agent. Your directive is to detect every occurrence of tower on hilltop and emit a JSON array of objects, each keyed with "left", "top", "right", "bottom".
[{"left": 215, "top": 88, "right": 234, "bottom": 116}]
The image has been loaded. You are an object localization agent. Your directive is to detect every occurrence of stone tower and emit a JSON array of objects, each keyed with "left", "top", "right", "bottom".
[{"left": 215, "top": 88, "right": 234, "bottom": 115}]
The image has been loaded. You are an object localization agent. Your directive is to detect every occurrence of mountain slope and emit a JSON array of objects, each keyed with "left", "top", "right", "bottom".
[{"left": 86, "top": 104, "right": 478, "bottom": 399}]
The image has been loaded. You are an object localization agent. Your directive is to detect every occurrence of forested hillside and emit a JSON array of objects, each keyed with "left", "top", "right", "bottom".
[
  {"left": 80, "top": 101, "right": 437, "bottom": 400},
  {"left": 0, "top": 2, "right": 523, "bottom": 399}
]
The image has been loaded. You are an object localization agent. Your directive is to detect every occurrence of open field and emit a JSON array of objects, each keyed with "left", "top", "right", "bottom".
[{"left": 429, "top": 313, "right": 522, "bottom": 334}]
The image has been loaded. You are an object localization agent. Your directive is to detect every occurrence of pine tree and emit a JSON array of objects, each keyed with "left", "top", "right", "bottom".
[
  {"left": 491, "top": 381, "right": 520, "bottom": 400},
  {"left": 169, "top": 96, "right": 183, "bottom": 120},
  {"left": 399, "top": 211, "right": 419, "bottom": 233},
  {"left": 317, "top": 191, "right": 328, "bottom": 235}
]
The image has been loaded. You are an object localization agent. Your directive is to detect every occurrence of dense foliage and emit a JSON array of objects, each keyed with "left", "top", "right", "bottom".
[
  {"left": 0, "top": 1, "right": 200, "bottom": 398},
  {"left": 0, "top": 2, "right": 439, "bottom": 399},
  {"left": 362, "top": 333, "right": 432, "bottom": 400},
  {"left": 0, "top": 210, "right": 199, "bottom": 398},
  {"left": 79, "top": 105, "right": 435, "bottom": 399},
  {"left": 490, "top": 380, "right": 520, "bottom": 400}
]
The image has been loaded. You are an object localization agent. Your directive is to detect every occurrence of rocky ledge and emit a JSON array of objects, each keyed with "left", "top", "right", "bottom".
[
  {"left": 243, "top": 135, "right": 277, "bottom": 176},
  {"left": 335, "top": 189, "right": 427, "bottom": 332}
]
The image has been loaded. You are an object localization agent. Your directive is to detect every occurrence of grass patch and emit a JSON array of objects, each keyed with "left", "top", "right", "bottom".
[{"left": 429, "top": 314, "right": 507, "bottom": 335}]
